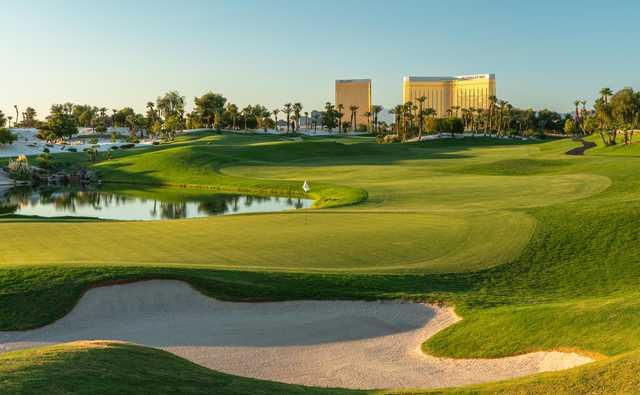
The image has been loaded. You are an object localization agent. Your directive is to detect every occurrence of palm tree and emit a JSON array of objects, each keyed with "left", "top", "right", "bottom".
[
  {"left": 23, "top": 107, "right": 37, "bottom": 128},
  {"left": 390, "top": 105, "right": 403, "bottom": 134},
  {"left": 241, "top": 105, "right": 252, "bottom": 130},
  {"left": 362, "top": 111, "right": 371, "bottom": 132},
  {"left": 303, "top": 111, "right": 309, "bottom": 130},
  {"left": 293, "top": 102, "right": 303, "bottom": 132},
  {"left": 574, "top": 100, "right": 581, "bottom": 121},
  {"left": 13, "top": 105, "right": 19, "bottom": 126},
  {"left": 372, "top": 105, "right": 383, "bottom": 133},
  {"left": 282, "top": 103, "right": 293, "bottom": 134},
  {"left": 349, "top": 105, "right": 359, "bottom": 131},
  {"left": 600, "top": 87, "right": 612, "bottom": 105},
  {"left": 497, "top": 100, "right": 508, "bottom": 135},
  {"left": 272, "top": 109, "right": 280, "bottom": 131},
  {"left": 226, "top": 104, "right": 239, "bottom": 130},
  {"left": 336, "top": 104, "right": 344, "bottom": 133},
  {"left": 7, "top": 116, "right": 12, "bottom": 128},
  {"left": 488, "top": 95, "right": 497, "bottom": 131}
]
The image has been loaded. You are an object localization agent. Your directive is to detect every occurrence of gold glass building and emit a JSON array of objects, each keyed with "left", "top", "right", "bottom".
[
  {"left": 335, "top": 79, "right": 372, "bottom": 126},
  {"left": 402, "top": 74, "right": 496, "bottom": 117}
]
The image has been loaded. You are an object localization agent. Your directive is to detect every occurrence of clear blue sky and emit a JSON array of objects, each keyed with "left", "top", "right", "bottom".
[{"left": 1, "top": 0, "right": 639, "bottom": 119}]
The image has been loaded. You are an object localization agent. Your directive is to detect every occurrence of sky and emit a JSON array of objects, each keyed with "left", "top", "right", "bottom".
[{"left": 1, "top": 0, "right": 639, "bottom": 120}]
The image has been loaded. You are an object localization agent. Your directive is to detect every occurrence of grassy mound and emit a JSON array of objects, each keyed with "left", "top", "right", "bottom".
[{"left": 2, "top": 341, "right": 639, "bottom": 395}]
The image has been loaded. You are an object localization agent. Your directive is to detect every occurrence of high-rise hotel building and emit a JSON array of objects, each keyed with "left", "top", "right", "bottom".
[
  {"left": 335, "top": 79, "right": 372, "bottom": 126},
  {"left": 402, "top": 74, "right": 496, "bottom": 117}
]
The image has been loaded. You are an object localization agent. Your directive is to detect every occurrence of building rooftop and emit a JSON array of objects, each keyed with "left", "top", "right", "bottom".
[
  {"left": 404, "top": 74, "right": 495, "bottom": 82},
  {"left": 335, "top": 79, "right": 372, "bottom": 83}
]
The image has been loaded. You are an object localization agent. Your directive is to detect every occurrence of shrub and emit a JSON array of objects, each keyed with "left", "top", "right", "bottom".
[
  {"left": 37, "top": 153, "right": 52, "bottom": 169},
  {"left": 382, "top": 134, "right": 401, "bottom": 143},
  {"left": 0, "top": 128, "right": 17, "bottom": 145},
  {"left": 6, "top": 155, "right": 30, "bottom": 180},
  {"left": 119, "top": 143, "right": 135, "bottom": 149},
  {"left": 152, "top": 141, "right": 160, "bottom": 145},
  {"left": 42, "top": 148, "right": 50, "bottom": 153},
  {"left": 67, "top": 147, "right": 77, "bottom": 152},
  {"left": 88, "top": 138, "right": 98, "bottom": 145}
]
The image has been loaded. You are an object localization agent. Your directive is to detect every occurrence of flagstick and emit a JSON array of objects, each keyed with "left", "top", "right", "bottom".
[{"left": 302, "top": 180, "right": 310, "bottom": 226}]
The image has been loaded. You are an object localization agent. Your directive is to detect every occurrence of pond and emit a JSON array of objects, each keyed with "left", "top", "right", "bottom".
[{"left": 0, "top": 185, "right": 313, "bottom": 220}]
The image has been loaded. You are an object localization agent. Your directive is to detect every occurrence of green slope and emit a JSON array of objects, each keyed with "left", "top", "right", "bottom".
[{"left": 2, "top": 132, "right": 640, "bottom": 392}]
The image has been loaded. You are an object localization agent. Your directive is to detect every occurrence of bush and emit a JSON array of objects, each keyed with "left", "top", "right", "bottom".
[
  {"left": 0, "top": 128, "right": 17, "bottom": 145},
  {"left": 119, "top": 143, "right": 135, "bottom": 149},
  {"left": 88, "top": 138, "right": 98, "bottom": 145},
  {"left": 152, "top": 141, "right": 160, "bottom": 145},
  {"left": 42, "top": 148, "right": 50, "bottom": 153},
  {"left": 381, "top": 134, "right": 401, "bottom": 143},
  {"left": 95, "top": 124, "right": 107, "bottom": 134},
  {"left": 67, "top": 147, "right": 77, "bottom": 152},
  {"left": 6, "top": 155, "right": 31, "bottom": 180},
  {"left": 37, "top": 153, "right": 52, "bottom": 169}
]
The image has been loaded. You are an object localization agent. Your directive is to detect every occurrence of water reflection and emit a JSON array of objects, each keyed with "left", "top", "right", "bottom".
[{"left": 0, "top": 186, "right": 312, "bottom": 220}]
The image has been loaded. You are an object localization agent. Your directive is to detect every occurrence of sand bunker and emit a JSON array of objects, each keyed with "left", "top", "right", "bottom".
[{"left": 0, "top": 280, "right": 592, "bottom": 389}]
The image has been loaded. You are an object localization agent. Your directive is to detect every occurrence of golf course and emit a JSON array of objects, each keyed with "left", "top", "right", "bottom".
[{"left": 1, "top": 131, "right": 640, "bottom": 393}]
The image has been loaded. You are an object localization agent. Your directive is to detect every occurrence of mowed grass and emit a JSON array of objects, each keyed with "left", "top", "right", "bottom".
[{"left": 4, "top": 132, "right": 640, "bottom": 392}]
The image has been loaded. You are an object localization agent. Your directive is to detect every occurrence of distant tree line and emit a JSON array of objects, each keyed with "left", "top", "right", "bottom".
[
  {"left": 381, "top": 95, "right": 573, "bottom": 142},
  {"left": 567, "top": 87, "right": 640, "bottom": 145}
]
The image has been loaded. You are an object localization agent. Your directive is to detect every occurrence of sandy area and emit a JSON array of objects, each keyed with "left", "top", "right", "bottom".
[
  {"left": 0, "top": 128, "right": 153, "bottom": 158},
  {"left": 0, "top": 280, "right": 592, "bottom": 389}
]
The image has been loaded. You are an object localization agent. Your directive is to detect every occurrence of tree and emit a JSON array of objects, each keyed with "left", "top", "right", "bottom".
[
  {"left": 156, "top": 91, "right": 185, "bottom": 119},
  {"left": 323, "top": 102, "right": 337, "bottom": 131},
  {"left": 371, "top": 105, "right": 383, "bottom": 134},
  {"left": 272, "top": 109, "right": 280, "bottom": 131},
  {"left": 564, "top": 118, "right": 578, "bottom": 136},
  {"left": 113, "top": 107, "right": 135, "bottom": 128},
  {"left": 13, "top": 105, "right": 19, "bottom": 126},
  {"left": 39, "top": 104, "right": 78, "bottom": 141},
  {"left": 126, "top": 113, "right": 147, "bottom": 139},
  {"left": 389, "top": 105, "right": 403, "bottom": 134},
  {"left": 293, "top": 102, "right": 303, "bottom": 131},
  {"left": 145, "top": 102, "right": 158, "bottom": 128},
  {"left": 241, "top": 105, "right": 252, "bottom": 130},
  {"left": 226, "top": 104, "right": 239, "bottom": 130},
  {"left": 336, "top": 104, "right": 344, "bottom": 133},
  {"left": 0, "top": 110, "right": 5, "bottom": 127},
  {"left": 448, "top": 117, "right": 464, "bottom": 136},
  {"left": 349, "top": 105, "right": 359, "bottom": 131},
  {"left": 195, "top": 92, "right": 227, "bottom": 129},
  {"left": 0, "top": 128, "right": 17, "bottom": 145},
  {"left": 600, "top": 87, "right": 612, "bottom": 105},
  {"left": 163, "top": 114, "right": 181, "bottom": 140},
  {"left": 362, "top": 111, "right": 371, "bottom": 132},
  {"left": 282, "top": 103, "right": 293, "bottom": 134},
  {"left": 23, "top": 107, "right": 37, "bottom": 127}
]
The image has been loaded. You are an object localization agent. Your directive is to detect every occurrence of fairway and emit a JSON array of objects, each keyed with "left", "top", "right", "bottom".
[
  {"left": 4, "top": 132, "right": 640, "bottom": 393},
  {"left": 0, "top": 133, "right": 609, "bottom": 274}
]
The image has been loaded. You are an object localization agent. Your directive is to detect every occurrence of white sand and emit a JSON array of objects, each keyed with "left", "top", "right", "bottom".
[
  {"left": 0, "top": 280, "right": 592, "bottom": 389},
  {"left": 0, "top": 128, "right": 153, "bottom": 158}
]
